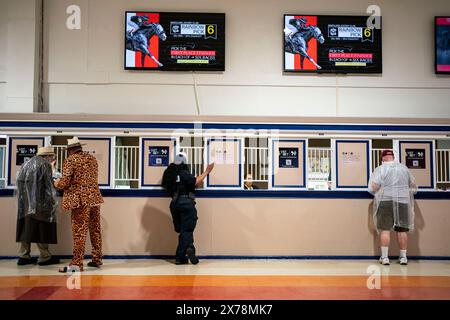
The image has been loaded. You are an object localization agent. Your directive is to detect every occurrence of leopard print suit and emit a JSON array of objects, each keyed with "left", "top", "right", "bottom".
[{"left": 55, "top": 151, "right": 104, "bottom": 270}]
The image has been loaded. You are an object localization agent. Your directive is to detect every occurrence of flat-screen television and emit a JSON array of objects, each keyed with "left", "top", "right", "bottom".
[
  {"left": 435, "top": 16, "right": 450, "bottom": 74},
  {"left": 125, "top": 12, "right": 225, "bottom": 71},
  {"left": 284, "top": 15, "right": 382, "bottom": 73}
]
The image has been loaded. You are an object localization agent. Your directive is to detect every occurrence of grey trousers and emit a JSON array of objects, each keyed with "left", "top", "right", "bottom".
[{"left": 19, "top": 242, "right": 52, "bottom": 263}]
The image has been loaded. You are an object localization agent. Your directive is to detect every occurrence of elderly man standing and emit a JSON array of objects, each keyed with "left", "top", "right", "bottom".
[
  {"left": 54, "top": 137, "right": 104, "bottom": 272},
  {"left": 368, "top": 149, "right": 417, "bottom": 266},
  {"left": 16, "top": 146, "right": 60, "bottom": 266}
]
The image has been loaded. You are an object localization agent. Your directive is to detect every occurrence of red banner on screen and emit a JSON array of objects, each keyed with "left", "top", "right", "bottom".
[
  {"left": 135, "top": 12, "right": 160, "bottom": 68},
  {"left": 293, "top": 15, "right": 318, "bottom": 71}
]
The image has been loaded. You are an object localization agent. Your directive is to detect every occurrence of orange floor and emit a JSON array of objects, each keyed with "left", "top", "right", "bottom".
[{"left": 1, "top": 260, "right": 450, "bottom": 300}]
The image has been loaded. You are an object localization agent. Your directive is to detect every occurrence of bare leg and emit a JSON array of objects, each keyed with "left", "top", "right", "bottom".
[
  {"left": 397, "top": 232, "right": 408, "bottom": 250},
  {"left": 380, "top": 231, "right": 390, "bottom": 247}
]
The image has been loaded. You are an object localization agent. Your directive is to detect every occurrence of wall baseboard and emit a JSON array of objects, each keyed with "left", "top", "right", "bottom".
[{"left": 1, "top": 255, "right": 449, "bottom": 260}]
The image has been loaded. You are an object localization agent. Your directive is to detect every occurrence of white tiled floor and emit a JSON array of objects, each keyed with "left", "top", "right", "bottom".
[{"left": 0, "top": 259, "right": 449, "bottom": 277}]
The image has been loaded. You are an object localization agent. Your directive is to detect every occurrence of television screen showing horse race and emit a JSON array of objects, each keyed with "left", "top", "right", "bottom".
[
  {"left": 124, "top": 12, "right": 225, "bottom": 71},
  {"left": 435, "top": 17, "right": 450, "bottom": 74},
  {"left": 284, "top": 15, "right": 382, "bottom": 73}
]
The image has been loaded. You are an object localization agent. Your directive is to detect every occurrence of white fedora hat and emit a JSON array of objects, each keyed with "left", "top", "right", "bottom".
[
  {"left": 66, "top": 137, "right": 86, "bottom": 149},
  {"left": 36, "top": 145, "right": 55, "bottom": 156}
]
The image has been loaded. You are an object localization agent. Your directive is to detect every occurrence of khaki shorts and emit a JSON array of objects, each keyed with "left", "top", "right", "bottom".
[{"left": 376, "top": 201, "right": 410, "bottom": 232}]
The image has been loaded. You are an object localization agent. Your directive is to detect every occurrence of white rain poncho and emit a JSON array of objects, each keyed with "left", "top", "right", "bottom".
[
  {"left": 368, "top": 161, "right": 417, "bottom": 233},
  {"left": 15, "top": 156, "right": 58, "bottom": 223}
]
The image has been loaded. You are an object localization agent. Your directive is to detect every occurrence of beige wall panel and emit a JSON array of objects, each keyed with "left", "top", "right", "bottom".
[
  {"left": 399, "top": 142, "right": 433, "bottom": 188},
  {"left": 336, "top": 141, "right": 369, "bottom": 188},
  {"left": 78, "top": 138, "right": 111, "bottom": 186},
  {"left": 273, "top": 140, "right": 305, "bottom": 188},
  {"left": 207, "top": 139, "right": 241, "bottom": 187},
  {"left": 0, "top": 197, "right": 449, "bottom": 257},
  {"left": 142, "top": 139, "right": 175, "bottom": 187}
]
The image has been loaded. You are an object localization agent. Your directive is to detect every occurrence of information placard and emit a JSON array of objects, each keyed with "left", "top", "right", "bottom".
[
  {"left": 399, "top": 141, "right": 433, "bottom": 189},
  {"left": 141, "top": 138, "right": 175, "bottom": 187},
  {"left": 279, "top": 147, "right": 299, "bottom": 168},
  {"left": 8, "top": 137, "right": 45, "bottom": 186},
  {"left": 149, "top": 146, "right": 169, "bottom": 167},
  {"left": 405, "top": 149, "right": 426, "bottom": 169},
  {"left": 16, "top": 145, "right": 38, "bottom": 166}
]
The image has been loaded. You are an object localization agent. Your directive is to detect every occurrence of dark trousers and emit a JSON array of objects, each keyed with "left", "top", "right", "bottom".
[{"left": 170, "top": 197, "right": 198, "bottom": 260}]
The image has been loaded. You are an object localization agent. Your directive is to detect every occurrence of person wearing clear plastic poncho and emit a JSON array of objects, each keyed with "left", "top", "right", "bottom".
[
  {"left": 368, "top": 150, "right": 417, "bottom": 266},
  {"left": 15, "top": 146, "right": 61, "bottom": 266}
]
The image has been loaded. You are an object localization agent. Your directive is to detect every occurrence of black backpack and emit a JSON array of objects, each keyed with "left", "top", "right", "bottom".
[{"left": 161, "top": 163, "right": 178, "bottom": 196}]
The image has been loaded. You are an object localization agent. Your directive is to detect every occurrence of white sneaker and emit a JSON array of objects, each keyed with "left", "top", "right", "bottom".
[
  {"left": 399, "top": 257, "right": 408, "bottom": 265},
  {"left": 379, "top": 257, "right": 390, "bottom": 265}
]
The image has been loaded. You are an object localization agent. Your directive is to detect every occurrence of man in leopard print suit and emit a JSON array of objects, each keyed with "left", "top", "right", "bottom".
[{"left": 54, "top": 137, "right": 104, "bottom": 272}]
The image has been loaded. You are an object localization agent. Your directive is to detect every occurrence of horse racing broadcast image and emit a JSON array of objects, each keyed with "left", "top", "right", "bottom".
[
  {"left": 124, "top": 12, "right": 225, "bottom": 71},
  {"left": 436, "top": 16, "right": 450, "bottom": 74},
  {"left": 284, "top": 15, "right": 382, "bottom": 73}
]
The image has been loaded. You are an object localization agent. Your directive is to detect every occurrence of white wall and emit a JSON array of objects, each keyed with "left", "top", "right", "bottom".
[
  {"left": 2, "top": 0, "right": 450, "bottom": 117},
  {"left": 0, "top": 0, "right": 7, "bottom": 110},
  {"left": 0, "top": 0, "right": 41, "bottom": 113}
]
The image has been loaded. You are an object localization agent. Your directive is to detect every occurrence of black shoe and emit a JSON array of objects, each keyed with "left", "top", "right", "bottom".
[
  {"left": 87, "top": 261, "right": 102, "bottom": 268},
  {"left": 17, "top": 257, "right": 38, "bottom": 266},
  {"left": 186, "top": 248, "right": 199, "bottom": 265},
  {"left": 38, "top": 257, "right": 60, "bottom": 266},
  {"left": 175, "top": 258, "right": 188, "bottom": 265}
]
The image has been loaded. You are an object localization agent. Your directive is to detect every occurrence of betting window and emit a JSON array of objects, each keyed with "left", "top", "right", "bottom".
[
  {"left": 244, "top": 137, "right": 269, "bottom": 190},
  {"left": 0, "top": 138, "right": 6, "bottom": 188},
  {"left": 371, "top": 139, "right": 393, "bottom": 172},
  {"left": 436, "top": 139, "right": 450, "bottom": 191},
  {"left": 115, "top": 137, "right": 140, "bottom": 189},
  {"left": 307, "top": 139, "right": 332, "bottom": 190},
  {"left": 51, "top": 136, "right": 72, "bottom": 174}
]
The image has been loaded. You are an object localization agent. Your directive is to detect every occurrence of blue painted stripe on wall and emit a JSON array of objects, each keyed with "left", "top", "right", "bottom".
[{"left": 1, "top": 121, "right": 450, "bottom": 132}]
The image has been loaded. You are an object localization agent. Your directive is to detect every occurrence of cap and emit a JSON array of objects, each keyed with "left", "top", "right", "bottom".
[
  {"left": 381, "top": 149, "right": 394, "bottom": 158},
  {"left": 174, "top": 152, "right": 188, "bottom": 165}
]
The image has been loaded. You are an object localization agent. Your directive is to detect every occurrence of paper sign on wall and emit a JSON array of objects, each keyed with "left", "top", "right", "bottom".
[
  {"left": 211, "top": 146, "right": 234, "bottom": 164},
  {"left": 279, "top": 147, "right": 299, "bottom": 168},
  {"left": 149, "top": 146, "right": 169, "bottom": 167},
  {"left": 16, "top": 145, "right": 38, "bottom": 165},
  {"left": 342, "top": 151, "right": 361, "bottom": 165}
]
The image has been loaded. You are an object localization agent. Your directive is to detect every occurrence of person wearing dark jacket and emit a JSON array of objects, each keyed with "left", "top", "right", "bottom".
[
  {"left": 16, "top": 146, "right": 60, "bottom": 266},
  {"left": 162, "top": 152, "right": 214, "bottom": 265}
]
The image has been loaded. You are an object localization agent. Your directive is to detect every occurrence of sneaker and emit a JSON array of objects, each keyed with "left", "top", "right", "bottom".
[
  {"left": 175, "top": 258, "right": 188, "bottom": 265},
  {"left": 17, "top": 257, "right": 38, "bottom": 266},
  {"left": 379, "top": 256, "right": 390, "bottom": 265},
  {"left": 38, "top": 256, "right": 60, "bottom": 266},
  {"left": 186, "top": 248, "right": 199, "bottom": 265},
  {"left": 399, "top": 257, "right": 408, "bottom": 265}
]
